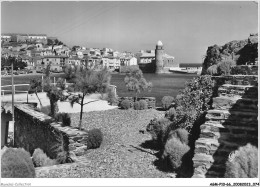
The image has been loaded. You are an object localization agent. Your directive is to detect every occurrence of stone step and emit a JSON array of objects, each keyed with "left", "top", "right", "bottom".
[
  {"left": 218, "top": 84, "right": 258, "bottom": 98},
  {"left": 213, "top": 96, "right": 258, "bottom": 111},
  {"left": 213, "top": 75, "right": 258, "bottom": 86},
  {"left": 206, "top": 109, "right": 258, "bottom": 121},
  {"left": 206, "top": 109, "right": 231, "bottom": 120}
]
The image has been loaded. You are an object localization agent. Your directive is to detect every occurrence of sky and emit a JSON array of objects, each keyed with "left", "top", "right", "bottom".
[{"left": 1, "top": 1, "right": 258, "bottom": 64}]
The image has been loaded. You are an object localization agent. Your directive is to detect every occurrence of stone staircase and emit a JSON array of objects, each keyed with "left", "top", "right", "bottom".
[{"left": 192, "top": 74, "right": 258, "bottom": 178}]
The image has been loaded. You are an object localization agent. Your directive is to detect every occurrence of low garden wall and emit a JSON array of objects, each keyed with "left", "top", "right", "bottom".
[
  {"left": 14, "top": 104, "right": 89, "bottom": 162},
  {"left": 118, "top": 97, "right": 156, "bottom": 109}
]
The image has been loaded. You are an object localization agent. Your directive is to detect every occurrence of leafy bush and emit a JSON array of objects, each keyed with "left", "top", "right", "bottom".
[
  {"left": 124, "top": 66, "right": 152, "bottom": 101},
  {"left": 147, "top": 100, "right": 155, "bottom": 109},
  {"left": 139, "top": 100, "right": 148, "bottom": 110},
  {"left": 107, "top": 87, "right": 119, "bottom": 106},
  {"left": 32, "top": 148, "right": 56, "bottom": 167},
  {"left": 217, "top": 60, "right": 236, "bottom": 76},
  {"left": 161, "top": 96, "right": 175, "bottom": 110},
  {"left": 162, "top": 136, "right": 190, "bottom": 170},
  {"left": 54, "top": 113, "right": 71, "bottom": 127},
  {"left": 165, "top": 107, "right": 177, "bottom": 121},
  {"left": 146, "top": 118, "right": 173, "bottom": 147},
  {"left": 86, "top": 128, "right": 103, "bottom": 149},
  {"left": 206, "top": 65, "right": 218, "bottom": 75},
  {"left": 225, "top": 143, "right": 258, "bottom": 178},
  {"left": 121, "top": 99, "right": 131, "bottom": 110},
  {"left": 1, "top": 148, "right": 36, "bottom": 178},
  {"left": 167, "top": 128, "right": 189, "bottom": 145},
  {"left": 56, "top": 151, "right": 69, "bottom": 164},
  {"left": 133, "top": 101, "right": 141, "bottom": 110},
  {"left": 175, "top": 75, "right": 214, "bottom": 131}
]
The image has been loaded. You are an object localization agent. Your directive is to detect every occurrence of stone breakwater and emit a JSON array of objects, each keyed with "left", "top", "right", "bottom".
[
  {"left": 192, "top": 74, "right": 258, "bottom": 178},
  {"left": 14, "top": 104, "right": 90, "bottom": 162}
]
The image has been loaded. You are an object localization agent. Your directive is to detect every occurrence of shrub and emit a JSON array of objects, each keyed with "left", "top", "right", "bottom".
[
  {"left": 146, "top": 118, "right": 173, "bottom": 147},
  {"left": 121, "top": 99, "right": 131, "bottom": 110},
  {"left": 217, "top": 60, "right": 236, "bottom": 76},
  {"left": 133, "top": 101, "right": 141, "bottom": 110},
  {"left": 167, "top": 128, "right": 189, "bottom": 145},
  {"left": 32, "top": 148, "right": 57, "bottom": 167},
  {"left": 1, "top": 148, "right": 36, "bottom": 178},
  {"left": 147, "top": 100, "right": 155, "bottom": 109},
  {"left": 225, "top": 143, "right": 258, "bottom": 178},
  {"left": 206, "top": 65, "right": 218, "bottom": 75},
  {"left": 106, "top": 87, "right": 119, "bottom": 106},
  {"left": 56, "top": 151, "right": 69, "bottom": 164},
  {"left": 139, "top": 100, "right": 148, "bottom": 110},
  {"left": 124, "top": 66, "right": 152, "bottom": 101},
  {"left": 165, "top": 107, "right": 177, "bottom": 121},
  {"left": 54, "top": 113, "right": 71, "bottom": 127},
  {"left": 161, "top": 96, "right": 175, "bottom": 110},
  {"left": 86, "top": 128, "right": 103, "bottom": 149},
  {"left": 175, "top": 75, "right": 214, "bottom": 131},
  {"left": 162, "top": 136, "right": 190, "bottom": 170}
]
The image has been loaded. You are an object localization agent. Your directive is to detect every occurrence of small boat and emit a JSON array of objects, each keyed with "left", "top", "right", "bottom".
[{"left": 169, "top": 67, "right": 197, "bottom": 74}]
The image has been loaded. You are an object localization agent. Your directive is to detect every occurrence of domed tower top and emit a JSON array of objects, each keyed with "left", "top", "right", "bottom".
[{"left": 157, "top": 40, "right": 163, "bottom": 46}]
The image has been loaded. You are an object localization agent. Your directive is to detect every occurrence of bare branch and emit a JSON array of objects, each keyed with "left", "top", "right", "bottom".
[{"left": 82, "top": 99, "right": 99, "bottom": 105}]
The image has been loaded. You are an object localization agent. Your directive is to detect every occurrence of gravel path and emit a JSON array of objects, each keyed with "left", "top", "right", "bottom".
[{"left": 68, "top": 109, "right": 169, "bottom": 178}]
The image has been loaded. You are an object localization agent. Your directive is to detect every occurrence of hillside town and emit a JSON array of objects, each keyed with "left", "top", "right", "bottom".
[{"left": 1, "top": 33, "right": 185, "bottom": 74}]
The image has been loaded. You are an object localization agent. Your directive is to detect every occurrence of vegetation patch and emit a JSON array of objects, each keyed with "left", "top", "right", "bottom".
[
  {"left": 225, "top": 143, "right": 258, "bottom": 178},
  {"left": 1, "top": 148, "right": 36, "bottom": 178},
  {"left": 32, "top": 148, "right": 57, "bottom": 167}
]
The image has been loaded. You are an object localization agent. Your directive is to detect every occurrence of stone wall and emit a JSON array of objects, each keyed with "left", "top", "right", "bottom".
[
  {"left": 14, "top": 104, "right": 89, "bottom": 162},
  {"left": 118, "top": 97, "right": 156, "bottom": 109},
  {"left": 192, "top": 74, "right": 258, "bottom": 178}
]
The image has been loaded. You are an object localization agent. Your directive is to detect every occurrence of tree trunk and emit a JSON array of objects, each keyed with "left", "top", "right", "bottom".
[
  {"left": 50, "top": 99, "right": 58, "bottom": 117},
  {"left": 79, "top": 95, "right": 85, "bottom": 130},
  {"left": 135, "top": 92, "right": 138, "bottom": 102},
  {"left": 35, "top": 91, "right": 43, "bottom": 107}
]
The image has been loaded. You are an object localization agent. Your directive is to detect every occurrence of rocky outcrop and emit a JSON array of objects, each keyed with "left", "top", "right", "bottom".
[
  {"left": 192, "top": 73, "right": 258, "bottom": 178},
  {"left": 202, "top": 34, "right": 258, "bottom": 74}
]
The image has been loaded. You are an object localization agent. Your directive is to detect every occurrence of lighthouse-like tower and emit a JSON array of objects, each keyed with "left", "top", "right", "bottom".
[{"left": 155, "top": 40, "right": 164, "bottom": 74}]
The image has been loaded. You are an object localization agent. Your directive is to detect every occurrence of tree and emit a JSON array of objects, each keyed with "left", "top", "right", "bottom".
[
  {"left": 217, "top": 59, "right": 236, "bottom": 76},
  {"left": 206, "top": 64, "right": 218, "bottom": 75},
  {"left": 28, "top": 79, "right": 43, "bottom": 107},
  {"left": 1, "top": 56, "right": 27, "bottom": 70},
  {"left": 47, "top": 39, "right": 53, "bottom": 45},
  {"left": 54, "top": 39, "right": 59, "bottom": 44},
  {"left": 46, "top": 83, "right": 65, "bottom": 117},
  {"left": 124, "top": 66, "right": 152, "bottom": 101},
  {"left": 43, "top": 64, "right": 66, "bottom": 117},
  {"left": 69, "top": 68, "right": 111, "bottom": 129},
  {"left": 72, "top": 46, "right": 80, "bottom": 51}
]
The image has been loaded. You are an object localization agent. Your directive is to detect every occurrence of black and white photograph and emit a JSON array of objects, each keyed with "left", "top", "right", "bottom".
[{"left": 0, "top": 1, "right": 259, "bottom": 186}]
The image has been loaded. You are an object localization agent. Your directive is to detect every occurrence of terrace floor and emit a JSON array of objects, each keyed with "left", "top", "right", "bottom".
[{"left": 36, "top": 109, "right": 174, "bottom": 178}]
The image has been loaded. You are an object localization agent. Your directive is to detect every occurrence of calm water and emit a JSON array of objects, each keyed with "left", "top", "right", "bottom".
[
  {"left": 111, "top": 73, "right": 197, "bottom": 106},
  {"left": 1, "top": 73, "right": 197, "bottom": 107}
]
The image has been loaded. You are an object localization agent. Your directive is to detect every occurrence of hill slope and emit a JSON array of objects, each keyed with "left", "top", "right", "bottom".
[{"left": 202, "top": 33, "right": 258, "bottom": 74}]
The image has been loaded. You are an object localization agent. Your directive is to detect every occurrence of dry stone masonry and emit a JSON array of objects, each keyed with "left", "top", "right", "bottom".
[
  {"left": 192, "top": 73, "right": 258, "bottom": 178},
  {"left": 14, "top": 104, "right": 90, "bottom": 162},
  {"left": 118, "top": 97, "right": 156, "bottom": 108}
]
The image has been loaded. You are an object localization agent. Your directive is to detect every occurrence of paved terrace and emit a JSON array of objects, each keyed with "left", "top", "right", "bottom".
[{"left": 1, "top": 92, "right": 118, "bottom": 113}]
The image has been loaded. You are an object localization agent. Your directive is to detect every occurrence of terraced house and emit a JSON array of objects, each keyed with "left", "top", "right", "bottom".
[{"left": 35, "top": 55, "right": 68, "bottom": 72}]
